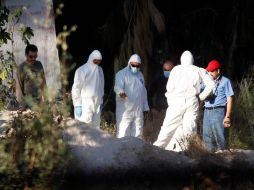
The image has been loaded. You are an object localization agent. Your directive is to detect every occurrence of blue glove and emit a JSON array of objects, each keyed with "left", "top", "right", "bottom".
[{"left": 74, "top": 106, "right": 82, "bottom": 117}]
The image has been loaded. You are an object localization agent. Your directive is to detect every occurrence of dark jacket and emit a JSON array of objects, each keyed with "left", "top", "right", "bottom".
[{"left": 148, "top": 75, "right": 168, "bottom": 111}]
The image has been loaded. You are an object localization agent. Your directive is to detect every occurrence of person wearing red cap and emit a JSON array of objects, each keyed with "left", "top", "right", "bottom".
[{"left": 202, "top": 59, "right": 234, "bottom": 152}]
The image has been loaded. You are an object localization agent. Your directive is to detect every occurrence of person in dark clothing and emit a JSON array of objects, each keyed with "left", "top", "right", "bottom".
[
  {"left": 16, "top": 44, "right": 47, "bottom": 110},
  {"left": 144, "top": 60, "right": 174, "bottom": 143}
]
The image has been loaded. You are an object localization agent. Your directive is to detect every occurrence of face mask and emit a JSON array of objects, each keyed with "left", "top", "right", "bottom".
[
  {"left": 130, "top": 66, "right": 139, "bottom": 74},
  {"left": 163, "top": 71, "right": 170, "bottom": 78}
]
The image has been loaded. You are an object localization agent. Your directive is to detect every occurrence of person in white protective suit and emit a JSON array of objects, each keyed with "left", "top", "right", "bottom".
[
  {"left": 71, "top": 50, "right": 104, "bottom": 129},
  {"left": 153, "top": 50, "right": 215, "bottom": 151},
  {"left": 114, "top": 54, "right": 150, "bottom": 138}
]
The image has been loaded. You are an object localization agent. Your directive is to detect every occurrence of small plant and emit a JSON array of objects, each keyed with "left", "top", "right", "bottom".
[
  {"left": 100, "top": 110, "right": 116, "bottom": 136},
  {"left": 186, "top": 134, "right": 209, "bottom": 158},
  {"left": 56, "top": 24, "right": 77, "bottom": 96}
]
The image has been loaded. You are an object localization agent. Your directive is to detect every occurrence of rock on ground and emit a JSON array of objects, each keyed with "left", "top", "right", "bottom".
[
  {"left": 62, "top": 119, "right": 254, "bottom": 189},
  {"left": 1, "top": 110, "right": 254, "bottom": 189},
  {"left": 63, "top": 119, "right": 194, "bottom": 176}
]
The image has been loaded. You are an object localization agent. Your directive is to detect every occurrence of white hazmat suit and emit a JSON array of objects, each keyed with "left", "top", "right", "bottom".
[
  {"left": 114, "top": 54, "right": 150, "bottom": 138},
  {"left": 153, "top": 50, "right": 215, "bottom": 151},
  {"left": 71, "top": 50, "right": 104, "bottom": 128}
]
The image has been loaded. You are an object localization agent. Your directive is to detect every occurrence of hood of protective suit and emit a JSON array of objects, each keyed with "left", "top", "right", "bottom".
[
  {"left": 87, "top": 50, "right": 102, "bottom": 68},
  {"left": 180, "top": 50, "right": 194, "bottom": 66},
  {"left": 128, "top": 54, "right": 141, "bottom": 66}
]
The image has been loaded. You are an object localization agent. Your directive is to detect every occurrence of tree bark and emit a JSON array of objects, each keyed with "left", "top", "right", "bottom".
[{"left": 226, "top": 0, "right": 240, "bottom": 78}]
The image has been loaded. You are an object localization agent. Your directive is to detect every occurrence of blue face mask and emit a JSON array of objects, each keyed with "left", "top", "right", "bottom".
[
  {"left": 163, "top": 71, "right": 170, "bottom": 78},
  {"left": 130, "top": 66, "right": 139, "bottom": 74}
]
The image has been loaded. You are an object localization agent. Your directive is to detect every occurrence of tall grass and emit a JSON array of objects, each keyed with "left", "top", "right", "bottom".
[{"left": 229, "top": 73, "right": 254, "bottom": 149}]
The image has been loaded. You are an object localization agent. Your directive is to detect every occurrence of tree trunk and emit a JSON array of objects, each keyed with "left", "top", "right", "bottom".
[{"left": 226, "top": 0, "right": 240, "bottom": 78}]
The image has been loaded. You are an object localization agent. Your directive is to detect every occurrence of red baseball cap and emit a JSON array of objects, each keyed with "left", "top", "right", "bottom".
[{"left": 206, "top": 60, "right": 221, "bottom": 72}]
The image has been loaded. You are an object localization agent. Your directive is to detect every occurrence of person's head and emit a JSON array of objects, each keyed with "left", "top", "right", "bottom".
[
  {"left": 180, "top": 50, "right": 194, "bottom": 66},
  {"left": 162, "top": 60, "right": 174, "bottom": 78},
  {"left": 128, "top": 54, "right": 141, "bottom": 74},
  {"left": 87, "top": 50, "right": 102, "bottom": 65},
  {"left": 206, "top": 60, "right": 221, "bottom": 79},
  {"left": 25, "top": 44, "right": 38, "bottom": 64}
]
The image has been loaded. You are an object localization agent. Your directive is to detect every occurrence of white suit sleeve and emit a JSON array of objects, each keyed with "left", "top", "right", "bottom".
[
  {"left": 100, "top": 67, "right": 105, "bottom": 99},
  {"left": 114, "top": 71, "right": 125, "bottom": 96},
  {"left": 198, "top": 68, "right": 215, "bottom": 101},
  {"left": 71, "top": 68, "right": 84, "bottom": 107}
]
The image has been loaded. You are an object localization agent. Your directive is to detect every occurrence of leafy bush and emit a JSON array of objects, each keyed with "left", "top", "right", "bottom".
[{"left": 0, "top": 103, "right": 70, "bottom": 189}]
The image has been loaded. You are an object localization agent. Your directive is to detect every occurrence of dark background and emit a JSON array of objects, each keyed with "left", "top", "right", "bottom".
[{"left": 54, "top": 0, "right": 254, "bottom": 92}]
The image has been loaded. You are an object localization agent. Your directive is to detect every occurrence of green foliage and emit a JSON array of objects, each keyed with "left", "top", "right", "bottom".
[
  {"left": 55, "top": 3, "right": 64, "bottom": 16},
  {"left": 0, "top": 5, "right": 34, "bottom": 67},
  {"left": 0, "top": 6, "right": 23, "bottom": 46},
  {"left": 0, "top": 7, "right": 9, "bottom": 26},
  {"left": 0, "top": 83, "right": 9, "bottom": 110},
  {"left": 0, "top": 27, "right": 11, "bottom": 45},
  {"left": 7, "top": 6, "right": 22, "bottom": 24},
  {"left": 0, "top": 50, "right": 15, "bottom": 80},
  {"left": 57, "top": 25, "right": 77, "bottom": 52},
  {"left": 0, "top": 6, "right": 34, "bottom": 110},
  {"left": 0, "top": 104, "right": 70, "bottom": 189},
  {"left": 0, "top": 7, "right": 11, "bottom": 46},
  {"left": 56, "top": 24, "right": 77, "bottom": 94},
  {"left": 19, "top": 26, "right": 34, "bottom": 45}
]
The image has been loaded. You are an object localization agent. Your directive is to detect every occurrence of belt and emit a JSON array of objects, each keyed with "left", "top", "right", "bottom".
[{"left": 205, "top": 106, "right": 225, "bottom": 110}]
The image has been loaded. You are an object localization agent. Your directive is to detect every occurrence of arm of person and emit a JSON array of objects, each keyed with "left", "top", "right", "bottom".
[
  {"left": 142, "top": 76, "right": 150, "bottom": 112},
  {"left": 15, "top": 64, "right": 26, "bottom": 110},
  {"left": 40, "top": 65, "right": 47, "bottom": 102},
  {"left": 199, "top": 68, "right": 215, "bottom": 101},
  {"left": 142, "top": 85, "right": 150, "bottom": 121},
  {"left": 114, "top": 71, "right": 127, "bottom": 98},
  {"left": 100, "top": 67, "right": 105, "bottom": 100},
  {"left": 223, "top": 79, "right": 234, "bottom": 128},
  {"left": 71, "top": 68, "right": 84, "bottom": 107},
  {"left": 224, "top": 96, "right": 233, "bottom": 127},
  {"left": 165, "top": 68, "right": 176, "bottom": 105}
]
